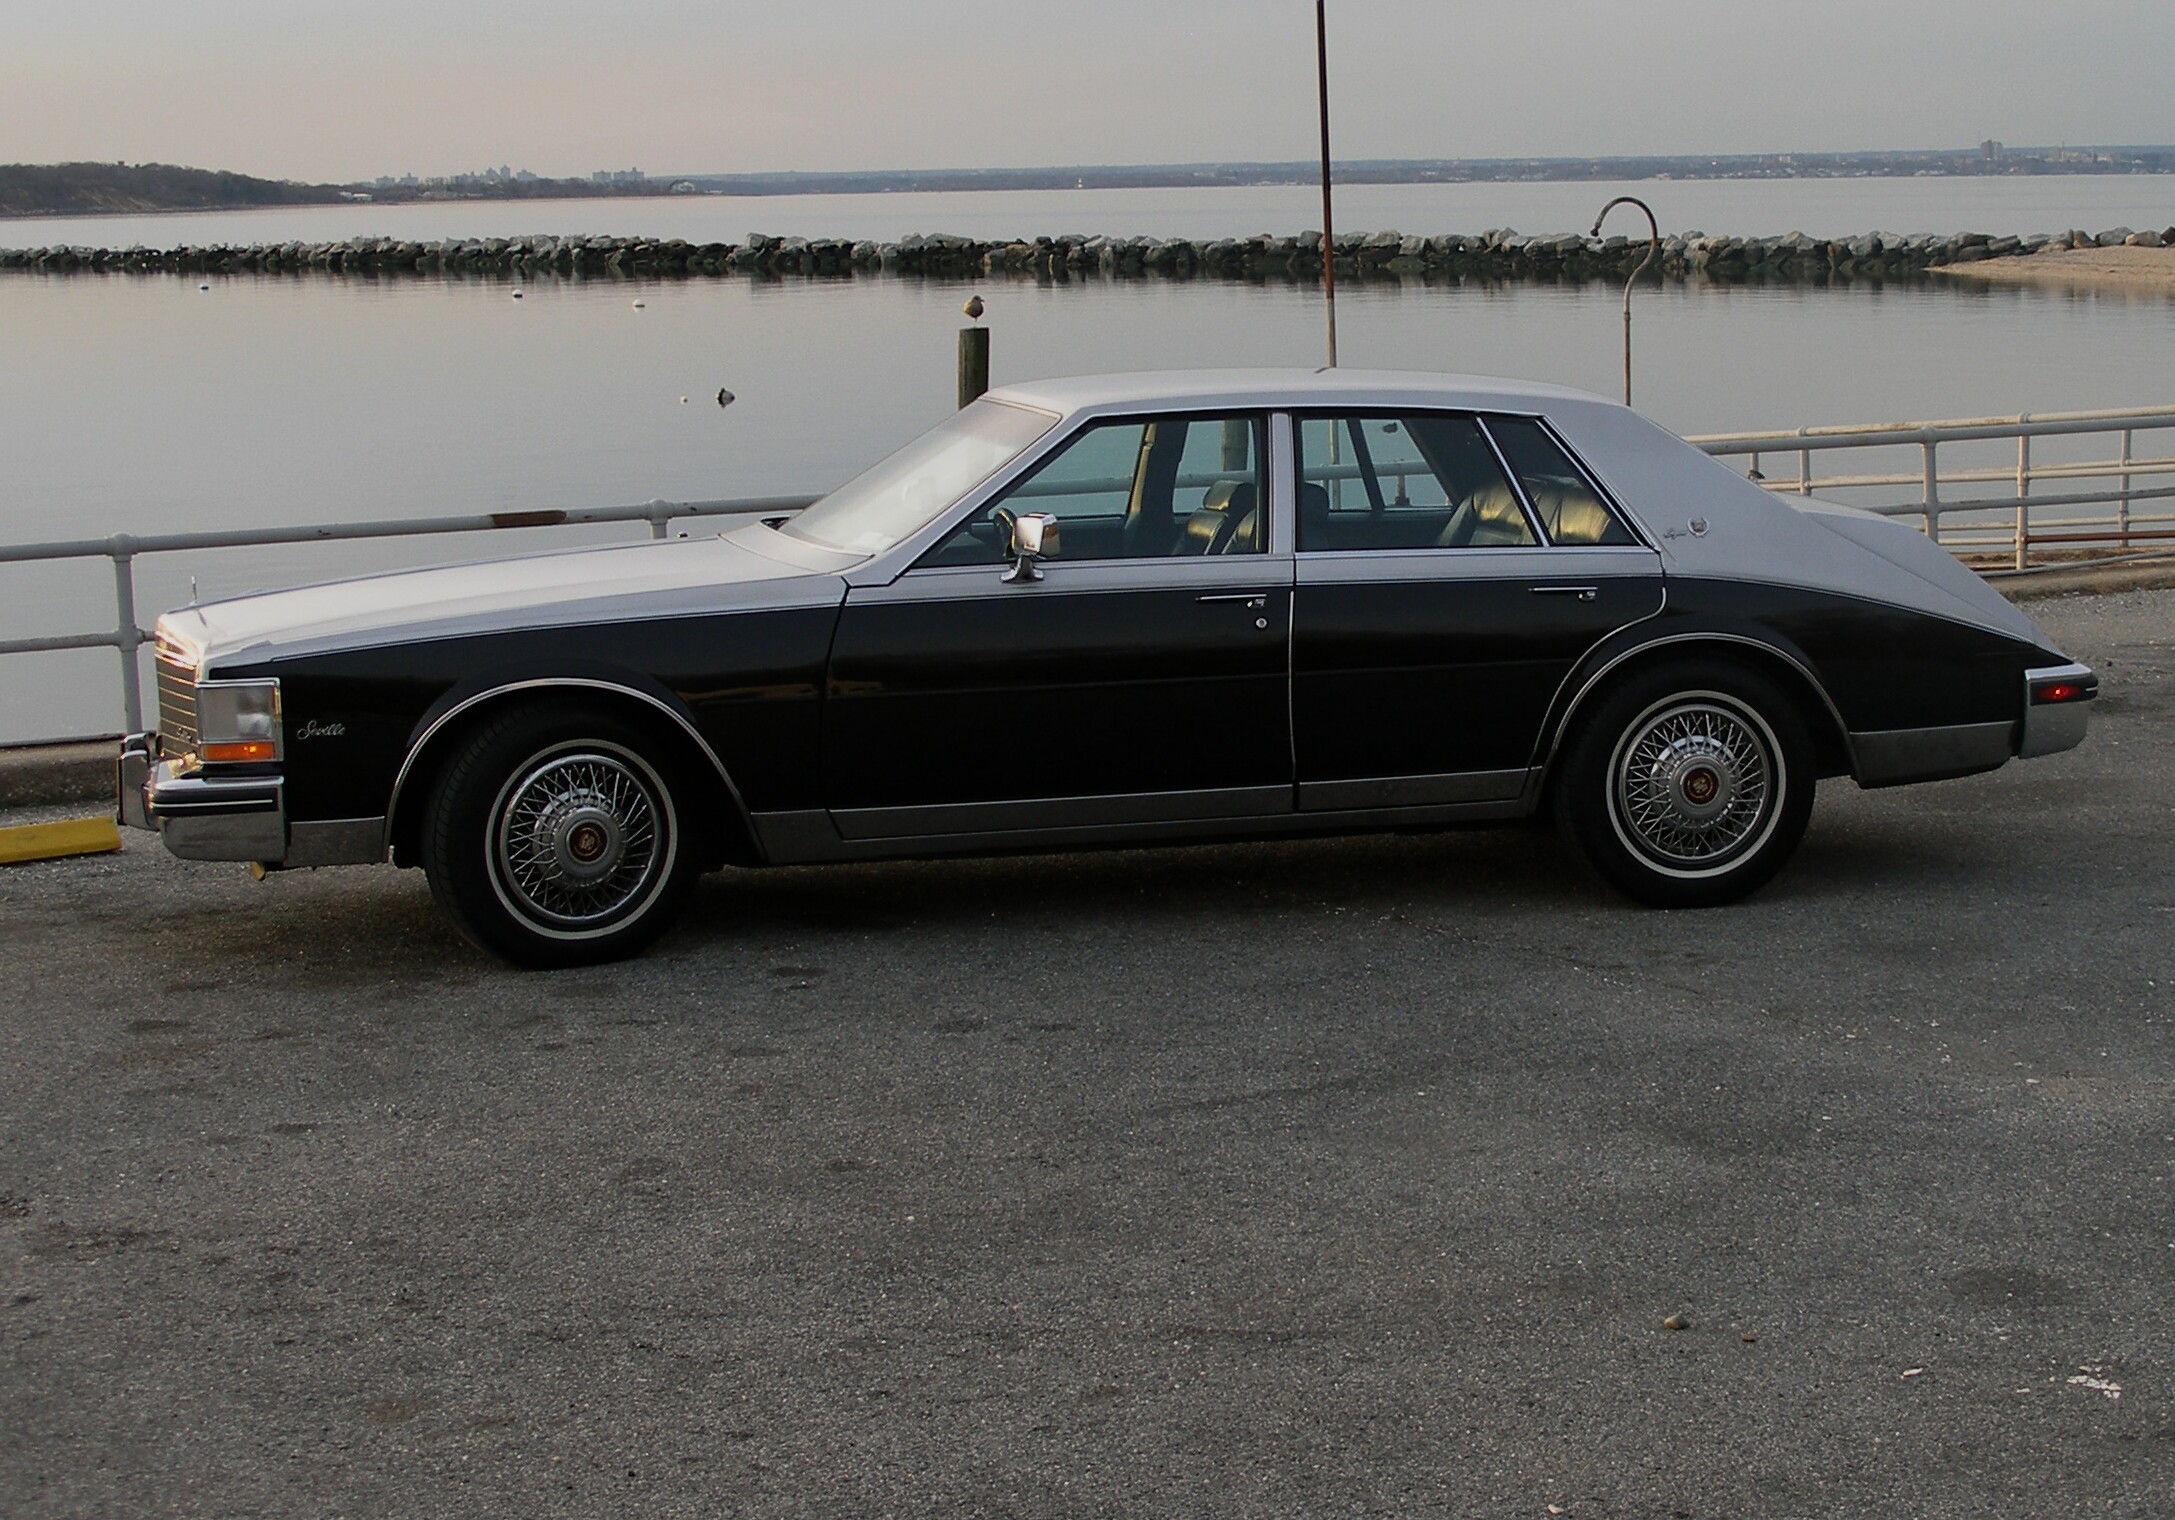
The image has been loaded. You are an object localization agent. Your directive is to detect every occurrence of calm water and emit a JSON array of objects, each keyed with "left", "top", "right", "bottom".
[{"left": 3, "top": 178, "right": 2173, "bottom": 743}]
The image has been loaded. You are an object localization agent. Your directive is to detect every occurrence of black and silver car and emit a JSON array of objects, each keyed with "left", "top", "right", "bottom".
[{"left": 118, "top": 369, "right": 2097, "bottom": 965}]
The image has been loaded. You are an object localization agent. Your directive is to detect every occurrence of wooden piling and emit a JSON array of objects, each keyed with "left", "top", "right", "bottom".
[{"left": 958, "top": 326, "right": 990, "bottom": 409}]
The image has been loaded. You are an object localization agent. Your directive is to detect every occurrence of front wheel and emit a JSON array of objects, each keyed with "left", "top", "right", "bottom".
[
  {"left": 423, "top": 705, "right": 699, "bottom": 967},
  {"left": 1554, "top": 661, "right": 1814, "bottom": 908}
]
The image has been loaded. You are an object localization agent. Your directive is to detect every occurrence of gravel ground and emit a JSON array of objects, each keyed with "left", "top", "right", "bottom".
[{"left": 3, "top": 589, "right": 2172, "bottom": 1519}]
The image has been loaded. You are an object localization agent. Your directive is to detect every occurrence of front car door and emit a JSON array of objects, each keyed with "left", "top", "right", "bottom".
[
  {"left": 1290, "top": 409, "right": 1664, "bottom": 810},
  {"left": 824, "top": 410, "right": 1294, "bottom": 840}
]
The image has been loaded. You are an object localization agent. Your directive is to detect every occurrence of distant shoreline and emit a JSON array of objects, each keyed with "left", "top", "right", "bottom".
[{"left": 6, "top": 148, "right": 2175, "bottom": 220}]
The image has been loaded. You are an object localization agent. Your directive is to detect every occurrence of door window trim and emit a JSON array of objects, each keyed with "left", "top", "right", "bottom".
[
  {"left": 1290, "top": 407, "right": 1548, "bottom": 552},
  {"left": 898, "top": 407, "right": 1280, "bottom": 578},
  {"left": 1474, "top": 413, "right": 1656, "bottom": 553}
]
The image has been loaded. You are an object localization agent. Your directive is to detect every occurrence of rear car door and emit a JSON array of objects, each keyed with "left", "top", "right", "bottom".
[{"left": 1290, "top": 410, "right": 1664, "bottom": 809}]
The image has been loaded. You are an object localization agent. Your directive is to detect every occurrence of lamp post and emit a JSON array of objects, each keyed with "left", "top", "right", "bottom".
[
  {"left": 1590, "top": 195, "right": 1660, "bottom": 406},
  {"left": 1315, "top": 0, "right": 1337, "bottom": 368}
]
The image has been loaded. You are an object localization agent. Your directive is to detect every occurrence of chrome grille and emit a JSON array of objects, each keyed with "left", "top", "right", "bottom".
[{"left": 155, "top": 637, "right": 199, "bottom": 747}]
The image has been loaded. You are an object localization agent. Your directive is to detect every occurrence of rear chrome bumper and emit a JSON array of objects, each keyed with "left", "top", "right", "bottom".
[
  {"left": 2019, "top": 662, "right": 2097, "bottom": 760},
  {"left": 1844, "top": 661, "right": 2095, "bottom": 788},
  {"left": 117, "top": 733, "right": 384, "bottom": 866}
]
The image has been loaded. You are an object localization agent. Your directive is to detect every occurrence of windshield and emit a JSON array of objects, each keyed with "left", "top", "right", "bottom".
[{"left": 778, "top": 399, "right": 1058, "bottom": 557}]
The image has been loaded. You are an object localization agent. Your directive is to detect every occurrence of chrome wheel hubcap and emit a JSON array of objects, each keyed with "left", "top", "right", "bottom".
[
  {"left": 492, "top": 749, "right": 664, "bottom": 930},
  {"left": 1611, "top": 698, "right": 1776, "bottom": 871}
]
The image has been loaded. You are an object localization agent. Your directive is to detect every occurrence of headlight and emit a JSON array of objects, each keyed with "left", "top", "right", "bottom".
[{"left": 194, "top": 679, "right": 282, "bottom": 764}]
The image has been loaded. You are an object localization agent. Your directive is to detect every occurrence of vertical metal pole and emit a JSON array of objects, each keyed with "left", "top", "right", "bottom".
[
  {"left": 1315, "top": 0, "right": 1338, "bottom": 368},
  {"left": 1921, "top": 440, "right": 1941, "bottom": 543},
  {"left": 958, "top": 326, "right": 991, "bottom": 409},
  {"left": 1621, "top": 302, "right": 1632, "bottom": 408},
  {"left": 111, "top": 536, "right": 143, "bottom": 732},
  {"left": 2118, "top": 427, "right": 2134, "bottom": 545},
  {"left": 1797, "top": 441, "right": 1810, "bottom": 496},
  {"left": 2014, "top": 433, "right": 2031, "bottom": 570}
]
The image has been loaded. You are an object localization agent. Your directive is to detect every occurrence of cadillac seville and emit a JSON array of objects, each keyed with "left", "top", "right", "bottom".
[{"left": 118, "top": 370, "right": 2097, "bottom": 965}]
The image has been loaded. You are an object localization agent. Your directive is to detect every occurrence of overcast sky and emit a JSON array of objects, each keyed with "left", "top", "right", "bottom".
[{"left": 6, "top": 1, "right": 2170, "bottom": 183}]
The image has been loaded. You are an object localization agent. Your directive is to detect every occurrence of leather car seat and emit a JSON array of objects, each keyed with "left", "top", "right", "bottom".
[{"left": 1179, "top": 480, "right": 1257, "bottom": 554}]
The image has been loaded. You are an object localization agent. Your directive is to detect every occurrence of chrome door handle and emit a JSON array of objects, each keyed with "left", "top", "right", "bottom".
[
  {"left": 1530, "top": 585, "right": 1598, "bottom": 602},
  {"left": 1196, "top": 592, "right": 1270, "bottom": 609}
]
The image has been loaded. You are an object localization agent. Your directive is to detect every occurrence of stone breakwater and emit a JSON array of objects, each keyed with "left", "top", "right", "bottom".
[{"left": 1, "top": 225, "right": 2168, "bottom": 282}]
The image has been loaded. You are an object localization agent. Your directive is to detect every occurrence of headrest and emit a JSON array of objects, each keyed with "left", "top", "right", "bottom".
[
  {"left": 1528, "top": 483, "right": 1631, "bottom": 546},
  {"left": 1200, "top": 479, "right": 1256, "bottom": 516},
  {"left": 1467, "top": 480, "right": 1528, "bottom": 528}
]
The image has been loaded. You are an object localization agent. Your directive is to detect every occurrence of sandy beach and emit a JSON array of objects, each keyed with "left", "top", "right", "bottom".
[{"left": 1934, "top": 243, "right": 2175, "bottom": 293}]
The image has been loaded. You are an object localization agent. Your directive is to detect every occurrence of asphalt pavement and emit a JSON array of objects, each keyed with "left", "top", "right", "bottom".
[{"left": 3, "top": 588, "right": 2172, "bottom": 1519}]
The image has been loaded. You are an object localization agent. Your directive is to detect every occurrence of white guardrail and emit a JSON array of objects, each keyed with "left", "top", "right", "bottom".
[
  {"left": 1688, "top": 405, "right": 2175, "bottom": 570},
  {"left": 3, "top": 404, "right": 2173, "bottom": 747},
  {"left": 0, "top": 496, "right": 815, "bottom": 738}
]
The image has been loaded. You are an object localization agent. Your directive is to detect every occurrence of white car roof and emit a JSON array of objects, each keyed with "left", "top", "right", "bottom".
[{"left": 986, "top": 368, "right": 1610, "bottom": 417}]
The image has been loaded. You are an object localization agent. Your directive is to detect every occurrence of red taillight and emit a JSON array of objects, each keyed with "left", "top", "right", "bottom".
[{"left": 2033, "top": 681, "right": 2086, "bottom": 705}]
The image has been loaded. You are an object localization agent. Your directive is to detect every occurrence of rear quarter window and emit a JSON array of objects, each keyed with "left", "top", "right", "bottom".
[{"left": 1485, "top": 416, "right": 1641, "bottom": 547}]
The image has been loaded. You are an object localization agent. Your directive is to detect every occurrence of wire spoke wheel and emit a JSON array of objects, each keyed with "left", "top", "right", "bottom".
[
  {"left": 424, "top": 704, "right": 702, "bottom": 966},
  {"left": 1556, "top": 663, "right": 1814, "bottom": 908},
  {"left": 490, "top": 749, "right": 666, "bottom": 931},
  {"left": 1610, "top": 699, "right": 1777, "bottom": 871}
]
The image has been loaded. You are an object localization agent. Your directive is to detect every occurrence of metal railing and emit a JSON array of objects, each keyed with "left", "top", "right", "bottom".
[
  {"left": 1687, "top": 405, "right": 2175, "bottom": 572},
  {"left": 8, "top": 402, "right": 2175, "bottom": 748},
  {"left": 0, "top": 494, "right": 813, "bottom": 736}
]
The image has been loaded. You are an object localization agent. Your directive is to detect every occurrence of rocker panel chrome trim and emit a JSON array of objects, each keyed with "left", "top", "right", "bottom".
[
  {"left": 1299, "top": 768, "right": 1532, "bottom": 811},
  {"left": 830, "top": 784, "right": 1292, "bottom": 841},
  {"left": 754, "top": 795, "right": 1533, "bottom": 866}
]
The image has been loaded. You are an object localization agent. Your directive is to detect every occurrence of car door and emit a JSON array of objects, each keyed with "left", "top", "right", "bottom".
[
  {"left": 823, "top": 412, "right": 1294, "bottom": 840},
  {"left": 1290, "top": 410, "right": 1664, "bottom": 810}
]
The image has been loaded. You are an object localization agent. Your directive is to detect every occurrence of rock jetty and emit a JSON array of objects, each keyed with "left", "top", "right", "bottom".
[{"left": 1, "top": 226, "right": 2167, "bottom": 283}]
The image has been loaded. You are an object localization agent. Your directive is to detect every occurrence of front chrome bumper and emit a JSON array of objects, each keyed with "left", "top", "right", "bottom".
[
  {"left": 117, "top": 733, "right": 286, "bottom": 861},
  {"left": 118, "top": 733, "right": 387, "bottom": 867}
]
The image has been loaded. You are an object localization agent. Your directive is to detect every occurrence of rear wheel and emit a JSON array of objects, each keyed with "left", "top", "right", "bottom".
[
  {"left": 423, "top": 705, "right": 698, "bottom": 967},
  {"left": 1554, "top": 661, "right": 1814, "bottom": 908}
]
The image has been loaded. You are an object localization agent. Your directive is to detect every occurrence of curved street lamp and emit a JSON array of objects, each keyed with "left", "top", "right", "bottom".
[{"left": 1590, "top": 195, "right": 1661, "bottom": 406}]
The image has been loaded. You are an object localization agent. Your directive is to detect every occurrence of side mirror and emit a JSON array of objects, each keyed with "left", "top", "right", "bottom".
[{"left": 998, "top": 509, "right": 1060, "bottom": 583}]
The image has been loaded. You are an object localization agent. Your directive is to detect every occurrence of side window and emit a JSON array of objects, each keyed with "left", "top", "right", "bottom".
[
  {"left": 1296, "top": 413, "right": 1534, "bottom": 551},
  {"left": 920, "top": 414, "right": 1265, "bottom": 566},
  {"left": 1483, "top": 416, "right": 1639, "bottom": 547}
]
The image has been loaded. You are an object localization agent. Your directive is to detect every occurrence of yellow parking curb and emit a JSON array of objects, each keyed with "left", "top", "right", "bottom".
[{"left": 0, "top": 816, "right": 123, "bottom": 865}]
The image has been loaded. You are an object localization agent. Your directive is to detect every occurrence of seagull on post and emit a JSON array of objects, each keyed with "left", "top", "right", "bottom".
[{"left": 963, "top": 294, "right": 985, "bottom": 322}]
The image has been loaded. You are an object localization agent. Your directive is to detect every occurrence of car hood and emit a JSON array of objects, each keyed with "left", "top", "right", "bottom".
[{"left": 162, "top": 523, "right": 854, "bottom": 672}]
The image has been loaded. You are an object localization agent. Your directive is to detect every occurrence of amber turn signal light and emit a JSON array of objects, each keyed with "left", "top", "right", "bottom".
[{"left": 200, "top": 740, "right": 278, "bottom": 764}]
